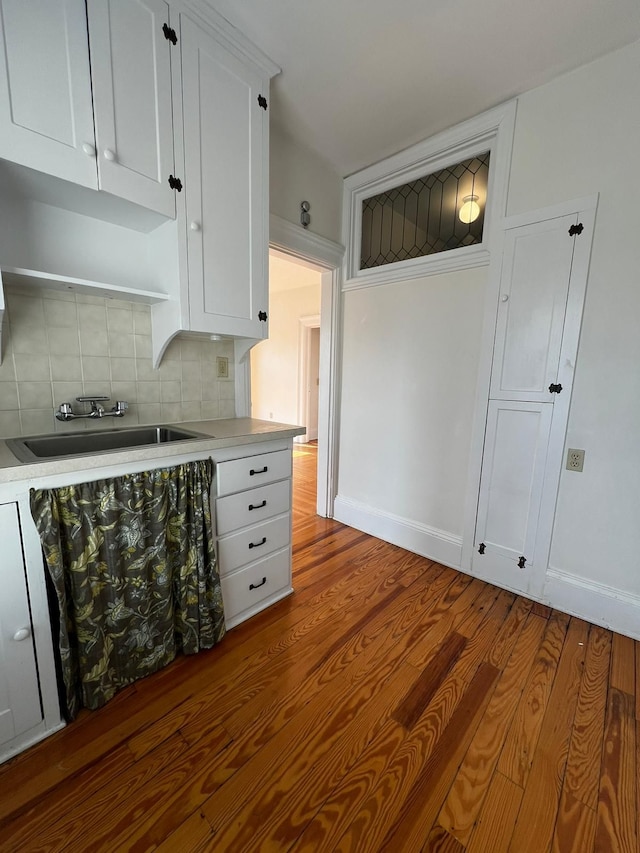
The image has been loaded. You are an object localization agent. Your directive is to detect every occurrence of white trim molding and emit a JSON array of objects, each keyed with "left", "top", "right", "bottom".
[
  {"left": 270, "top": 214, "right": 345, "bottom": 270},
  {"left": 266, "top": 215, "right": 344, "bottom": 519},
  {"left": 342, "top": 100, "right": 517, "bottom": 290},
  {"left": 333, "top": 495, "right": 463, "bottom": 569},
  {"left": 545, "top": 567, "right": 640, "bottom": 641}
]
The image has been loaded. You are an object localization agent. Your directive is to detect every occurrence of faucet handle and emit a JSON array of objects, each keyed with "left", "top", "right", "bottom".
[
  {"left": 112, "top": 401, "right": 129, "bottom": 416},
  {"left": 76, "top": 395, "right": 110, "bottom": 403},
  {"left": 56, "top": 402, "right": 74, "bottom": 421}
]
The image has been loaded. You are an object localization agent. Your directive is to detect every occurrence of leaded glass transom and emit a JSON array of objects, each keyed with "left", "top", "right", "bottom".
[{"left": 360, "top": 152, "right": 490, "bottom": 270}]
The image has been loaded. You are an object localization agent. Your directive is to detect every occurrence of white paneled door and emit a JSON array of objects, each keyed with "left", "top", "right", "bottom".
[
  {"left": 180, "top": 14, "right": 269, "bottom": 338},
  {"left": 0, "top": 504, "right": 42, "bottom": 747},
  {"left": 472, "top": 202, "right": 596, "bottom": 598},
  {"left": 87, "top": 0, "right": 175, "bottom": 217},
  {"left": 0, "top": 0, "right": 96, "bottom": 186}
]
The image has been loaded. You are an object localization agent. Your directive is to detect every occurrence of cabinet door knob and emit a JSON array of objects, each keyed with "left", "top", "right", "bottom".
[
  {"left": 13, "top": 627, "right": 31, "bottom": 642},
  {"left": 82, "top": 142, "right": 96, "bottom": 157},
  {"left": 501, "top": 294, "right": 509, "bottom": 302},
  {"left": 190, "top": 221, "right": 201, "bottom": 232},
  {"left": 104, "top": 149, "right": 116, "bottom": 162}
]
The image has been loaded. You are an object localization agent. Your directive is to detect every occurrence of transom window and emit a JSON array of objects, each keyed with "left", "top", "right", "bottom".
[{"left": 360, "top": 152, "right": 490, "bottom": 270}]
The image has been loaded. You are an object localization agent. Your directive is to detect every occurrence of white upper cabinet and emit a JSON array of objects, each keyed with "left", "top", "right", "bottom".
[
  {"left": 490, "top": 213, "right": 577, "bottom": 402},
  {"left": 0, "top": 0, "right": 97, "bottom": 186},
  {"left": 87, "top": 0, "right": 175, "bottom": 217},
  {"left": 0, "top": 0, "right": 175, "bottom": 217},
  {"left": 180, "top": 14, "right": 269, "bottom": 339}
]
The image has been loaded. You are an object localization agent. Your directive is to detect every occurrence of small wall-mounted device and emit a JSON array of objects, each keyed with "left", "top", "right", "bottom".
[{"left": 300, "top": 200, "right": 310, "bottom": 229}]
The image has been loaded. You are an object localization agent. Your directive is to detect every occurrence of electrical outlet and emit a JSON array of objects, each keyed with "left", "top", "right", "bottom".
[{"left": 566, "top": 448, "right": 585, "bottom": 472}]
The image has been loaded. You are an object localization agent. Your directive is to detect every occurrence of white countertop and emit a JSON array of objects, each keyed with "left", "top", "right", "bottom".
[{"left": 0, "top": 418, "right": 305, "bottom": 485}]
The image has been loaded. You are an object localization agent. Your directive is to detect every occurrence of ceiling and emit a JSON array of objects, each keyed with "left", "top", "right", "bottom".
[{"left": 206, "top": 0, "right": 640, "bottom": 177}]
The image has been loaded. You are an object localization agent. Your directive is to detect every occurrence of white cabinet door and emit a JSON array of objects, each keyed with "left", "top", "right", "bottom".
[
  {"left": 490, "top": 214, "right": 578, "bottom": 402},
  {"left": 181, "top": 15, "right": 269, "bottom": 339},
  {"left": 87, "top": 0, "right": 175, "bottom": 217},
  {"left": 472, "top": 401, "right": 552, "bottom": 596},
  {"left": 0, "top": 0, "right": 97, "bottom": 186},
  {"left": 0, "top": 504, "right": 42, "bottom": 746},
  {"left": 472, "top": 205, "right": 594, "bottom": 598}
]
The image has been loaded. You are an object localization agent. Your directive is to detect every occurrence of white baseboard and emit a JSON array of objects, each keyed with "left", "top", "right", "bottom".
[
  {"left": 545, "top": 567, "right": 640, "bottom": 640},
  {"left": 333, "top": 495, "right": 462, "bottom": 569},
  {"left": 333, "top": 496, "right": 640, "bottom": 640}
]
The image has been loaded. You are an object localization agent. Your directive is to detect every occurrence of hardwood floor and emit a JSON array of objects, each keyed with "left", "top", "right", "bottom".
[{"left": 0, "top": 443, "right": 638, "bottom": 852}]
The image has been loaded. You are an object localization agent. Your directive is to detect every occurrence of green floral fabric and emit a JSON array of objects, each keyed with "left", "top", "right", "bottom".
[{"left": 30, "top": 459, "right": 225, "bottom": 720}]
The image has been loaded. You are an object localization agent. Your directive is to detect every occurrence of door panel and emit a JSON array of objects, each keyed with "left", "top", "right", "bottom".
[
  {"left": 87, "top": 0, "right": 175, "bottom": 216},
  {"left": 181, "top": 15, "right": 267, "bottom": 338},
  {"left": 0, "top": 0, "right": 96, "bottom": 186},
  {"left": 476, "top": 401, "right": 552, "bottom": 559},
  {"left": 490, "top": 214, "right": 577, "bottom": 402},
  {"left": 0, "top": 504, "right": 42, "bottom": 746}
]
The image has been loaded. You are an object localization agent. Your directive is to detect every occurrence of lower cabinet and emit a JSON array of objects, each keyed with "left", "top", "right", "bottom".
[
  {"left": 0, "top": 503, "right": 43, "bottom": 749},
  {"left": 214, "top": 447, "right": 294, "bottom": 628}
]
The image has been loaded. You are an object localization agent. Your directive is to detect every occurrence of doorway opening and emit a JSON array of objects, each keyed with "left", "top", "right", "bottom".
[{"left": 250, "top": 250, "right": 323, "bottom": 509}]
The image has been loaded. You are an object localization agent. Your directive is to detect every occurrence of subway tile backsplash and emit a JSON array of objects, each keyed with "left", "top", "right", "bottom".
[{"left": 0, "top": 286, "right": 236, "bottom": 437}]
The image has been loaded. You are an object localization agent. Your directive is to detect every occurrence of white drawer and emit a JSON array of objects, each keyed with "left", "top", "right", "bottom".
[
  {"left": 216, "top": 449, "right": 291, "bottom": 497},
  {"left": 217, "top": 513, "right": 291, "bottom": 576},
  {"left": 221, "top": 548, "right": 291, "bottom": 620},
  {"left": 216, "top": 479, "right": 290, "bottom": 536}
]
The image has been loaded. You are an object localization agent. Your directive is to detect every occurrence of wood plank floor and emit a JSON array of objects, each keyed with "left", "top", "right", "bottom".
[{"left": 0, "top": 443, "right": 638, "bottom": 852}]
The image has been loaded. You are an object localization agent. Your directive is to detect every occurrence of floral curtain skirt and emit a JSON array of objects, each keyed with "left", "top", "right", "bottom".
[{"left": 30, "top": 459, "right": 225, "bottom": 719}]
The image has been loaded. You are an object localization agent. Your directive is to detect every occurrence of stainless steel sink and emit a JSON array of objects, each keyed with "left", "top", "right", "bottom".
[{"left": 6, "top": 425, "right": 211, "bottom": 463}]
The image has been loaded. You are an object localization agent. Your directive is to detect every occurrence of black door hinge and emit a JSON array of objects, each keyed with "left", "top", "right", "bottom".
[
  {"left": 478, "top": 543, "right": 485, "bottom": 555},
  {"left": 548, "top": 383, "right": 562, "bottom": 394},
  {"left": 258, "top": 311, "right": 268, "bottom": 322},
  {"left": 518, "top": 556, "right": 527, "bottom": 569},
  {"left": 162, "top": 23, "right": 177, "bottom": 45},
  {"left": 568, "top": 223, "right": 584, "bottom": 237},
  {"left": 257, "top": 94, "right": 268, "bottom": 110},
  {"left": 168, "top": 174, "right": 182, "bottom": 192}
]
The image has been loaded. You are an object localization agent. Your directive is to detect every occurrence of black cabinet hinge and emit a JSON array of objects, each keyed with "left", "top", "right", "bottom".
[
  {"left": 548, "top": 383, "right": 562, "bottom": 394},
  {"left": 478, "top": 543, "right": 485, "bottom": 555},
  {"left": 168, "top": 174, "right": 182, "bottom": 192},
  {"left": 568, "top": 223, "right": 584, "bottom": 237},
  {"left": 162, "top": 23, "right": 177, "bottom": 45},
  {"left": 257, "top": 94, "right": 268, "bottom": 110},
  {"left": 258, "top": 310, "right": 268, "bottom": 322},
  {"left": 518, "top": 556, "right": 527, "bottom": 569}
]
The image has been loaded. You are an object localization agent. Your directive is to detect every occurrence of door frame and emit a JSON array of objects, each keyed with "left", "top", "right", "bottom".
[
  {"left": 297, "top": 314, "right": 321, "bottom": 442},
  {"left": 237, "top": 214, "right": 344, "bottom": 518},
  {"left": 461, "top": 194, "right": 599, "bottom": 579}
]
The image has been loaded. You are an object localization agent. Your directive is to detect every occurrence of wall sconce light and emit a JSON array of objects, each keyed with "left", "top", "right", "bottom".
[
  {"left": 458, "top": 194, "right": 480, "bottom": 224},
  {"left": 300, "top": 200, "right": 311, "bottom": 228}
]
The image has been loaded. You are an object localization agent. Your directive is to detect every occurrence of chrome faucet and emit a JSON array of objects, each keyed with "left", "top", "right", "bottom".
[{"left": 56, "top": 397, "right": 129, "bottom": 421}]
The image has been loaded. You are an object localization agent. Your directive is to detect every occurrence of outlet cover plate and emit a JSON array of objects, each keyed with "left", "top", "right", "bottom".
[{"left": 566, "top": 448, "right": 585, "bottom": 472}]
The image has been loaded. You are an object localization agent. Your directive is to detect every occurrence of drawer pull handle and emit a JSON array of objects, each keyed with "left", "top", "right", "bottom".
[
  {"left": 250, "top": 466, "right": 268, "bottom": 476},
  {"left": 250, "top": 576, "right": 267, "bottom": 590},
  {"left": 249, "top": 500, "right": 267, "bottom": 511},
  {"left": 249, "top": 536, "right": 267, "bottom": 549}
]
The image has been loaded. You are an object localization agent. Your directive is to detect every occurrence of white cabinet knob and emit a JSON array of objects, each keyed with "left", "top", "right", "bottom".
[
  {"left": 13, "top": 627, "right": 31, "bottom": 642},
  {"left": 82, "top": 142, "right": 96, "bottom": 157},
  {"left": 501, "top": 294, "right": 509, "bottom": 302},
  {"left": 190, "top": 221, "right": 201, "bottom": 232},
  {"left": 104, "top": 149, "right": 116, "bottom": 162}
]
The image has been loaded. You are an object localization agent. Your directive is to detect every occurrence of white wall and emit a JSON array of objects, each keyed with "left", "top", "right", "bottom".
[
  {"left": 251, "top": 281, "right": 321, "bottom": 426},
  {"left": 338, "top": 267, "right": 487, "bottom": 541},
  {"left": 508, "top": 40, "right": 640, "bottom": 597},
  {"left": 334, "top": 39, "right": 640, "bottom": 629},
  {"left": 270, "top": 125, "right": 343, "bottom": 244}
]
